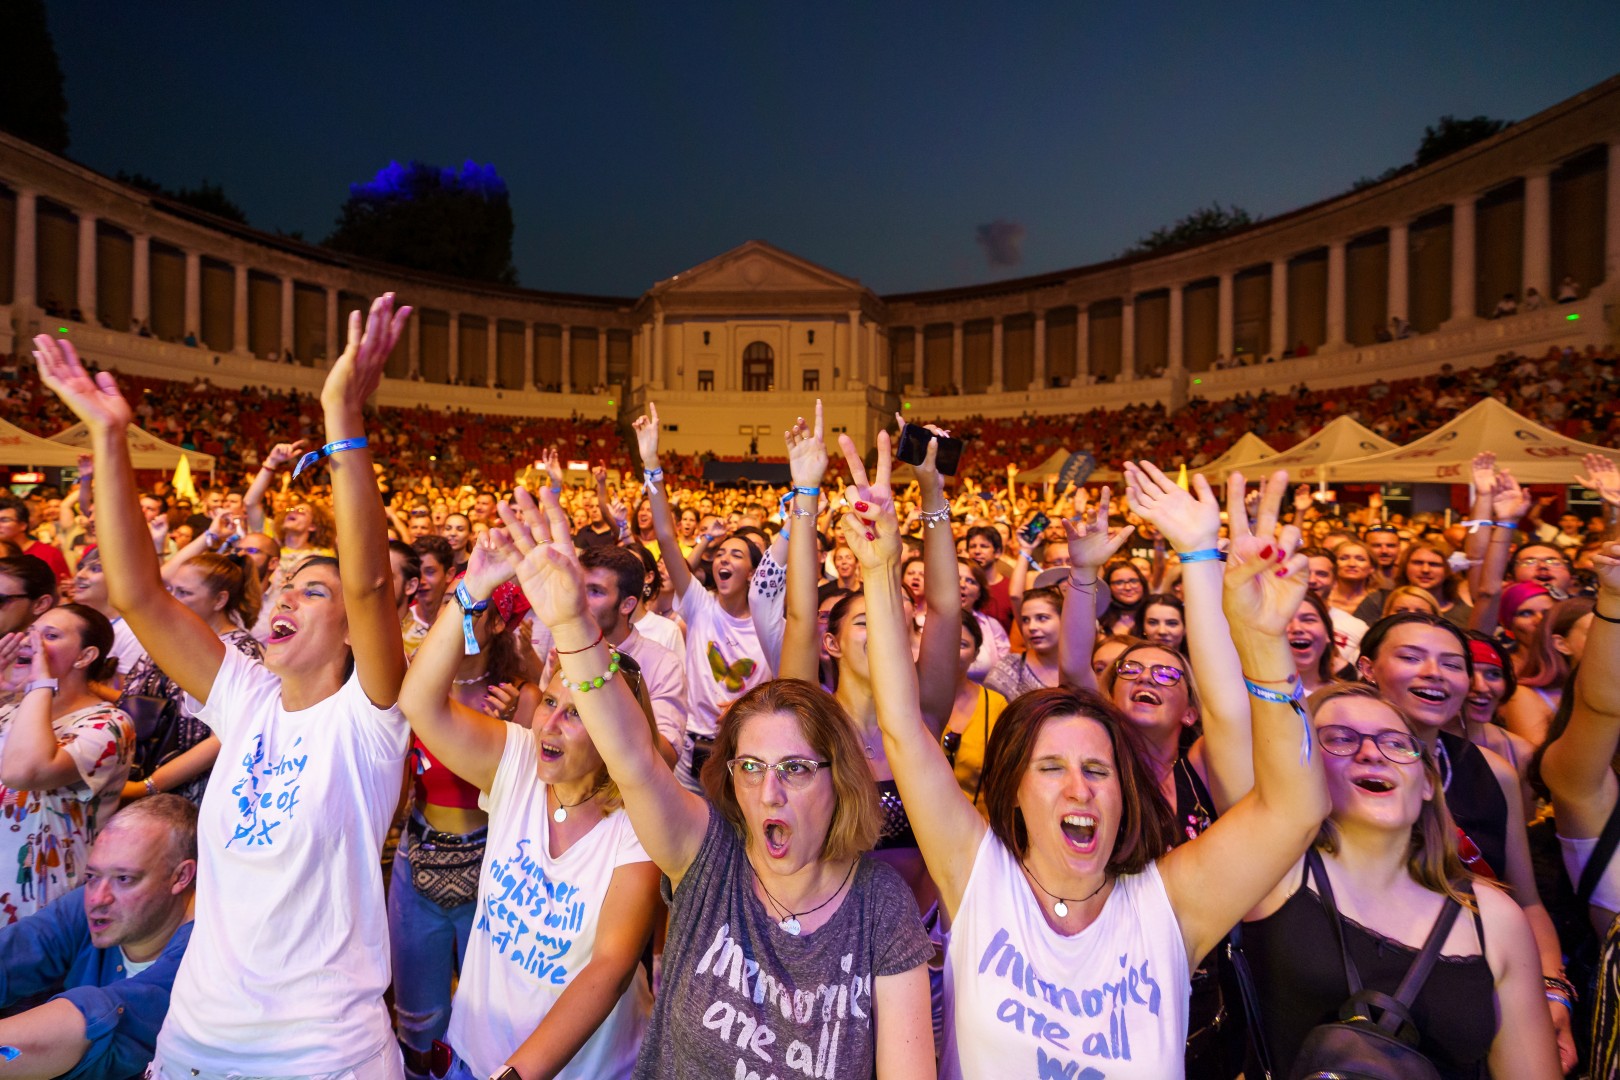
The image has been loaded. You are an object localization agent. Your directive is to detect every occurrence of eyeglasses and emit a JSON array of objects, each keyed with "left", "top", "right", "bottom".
[
  {"left": 726, "top": 756, "right": 832, "bottom": 789},
  {"left": 1316, "top": 724, "right": 1423, "bottom": 763},
  {"left": 1114, "top": 659, "right": 1185, "bottom": 686},
  {"left": 236, "top": 546, "right": 265, "bottom": 556},
  {"left": 0, "top": 515, "right": 20, "bottom": 526},
  {"left": 1514, "top": 557, "right": 1567, "bottom": 569},
  {"left": 0, "top": 593, "right": 26, "bottom": 605}
]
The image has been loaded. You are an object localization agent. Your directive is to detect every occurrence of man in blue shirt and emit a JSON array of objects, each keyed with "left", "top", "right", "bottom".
[{"left": 0, "top": 795, "right": 195, "bottom": 1080}]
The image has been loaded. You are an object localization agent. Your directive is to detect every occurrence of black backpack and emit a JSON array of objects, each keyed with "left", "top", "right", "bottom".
[{"left": 1232, "top": 848, "right": 1464, "bottom": 1080}]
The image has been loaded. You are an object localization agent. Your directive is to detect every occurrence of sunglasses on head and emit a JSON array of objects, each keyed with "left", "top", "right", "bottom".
[{"left": 1114, "top": 659, "right": 1185, "bottom": 686}]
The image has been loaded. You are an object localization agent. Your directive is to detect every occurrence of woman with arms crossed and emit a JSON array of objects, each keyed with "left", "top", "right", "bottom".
[{"left": 34, "top": 295, "right": 414, "bottom": 1079}]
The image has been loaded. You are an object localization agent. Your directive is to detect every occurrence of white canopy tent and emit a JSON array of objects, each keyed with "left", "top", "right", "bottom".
[
  {"left": 1215, "top": 416, "right": 1397, "bottom": 482},
  {"left": 0, "top": 418, "right": 88, "bottom": 467},
  {"left": 50, "top": 421, "right": 216, "bottom": 482},
  {"left": 1319, "top": 397, "right": 1617, "bottom": 484},
  {"left": 1192, "top": 432, "right": 1278, "bottom": 480}
]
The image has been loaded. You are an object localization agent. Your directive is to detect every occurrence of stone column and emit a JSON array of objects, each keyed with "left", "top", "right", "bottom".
[
  {"left": 597, "top": 330, "right": 609, "bottom": 389},
  {"left": 1387, "top": 222, "right": 1409, "bottom": 324},
  {"left": 1522, "top": 168, "right": 1552, "bottom": 303},
  {"left": 1269, "top": 259, "right": 1288, "bottom": 357},
  {"left": 408, "top": 311, "right": 421, "bottom": 378},
  {"left": 1120, "top": 300, "right": 1136, "bottom": 381},
  {"left": 232, "top": 263, "right": 250, "bottom": 355},
  {"left": 522, "top": 322, "right": 535, "bottom": 390},
  {"left": 11, "top": 190, "right": 36, "bottom": 310},
  {"left": 865, "top": 321, "right": 877, "bottom": 388},
  {"left": 1075, "top": 308, "right": 1090, "bottom": 382},
  {"left": 1608, "top": 140, "right": 1620, "bottom": 285},
  {"left": 486, "top": 317, "right": 498, "bottom": 387},
  {"left": 448, "top": 313, "right": 460, "bottom": 383},
  {"left": 950, "top": 322, "right": 964, "bottom": 392},
  {"left": 76, "top": 212, "right": 97, "bottom": 323},
  {"left": 1448, "top": 196, "right": 1478, "bottom": 324},
  {"left": 183, "top": 249, "right": 201, "bottom": 340},
  {"left": 559, "top": 324, "right": 572, "bottom": 393},
  {"left": 651, "top": 309, "right": 665, "bottom": 388},
  {"left": 132, "top": 233, "right": 150, "bottom": 327},
  {"left": 848, "top": 308, "right": 862, "bottom": 385},
  {"left": 1167, "top": 285, "right": 1185, "bottom": 376},
  {"left": 989, "top": 316, "right": 1004, "bottom": 392},
  {"left": 324, "top": 286, "right": 339, "bottom": 367},
  {"left": 1216, "top": 271, "right": 1234, "bottom": 362},
  {"left": 1030, "top": 311, "right": 1047, "bottom": 391},
  {"left": 1325, "top": 239, "right": 1347, "bottom": 348},
  {"left": 279, "top": 275, "right": 295, "bottom": 361}
]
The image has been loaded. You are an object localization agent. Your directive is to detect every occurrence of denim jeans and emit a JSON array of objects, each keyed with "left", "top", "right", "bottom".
[{"left": 388, "top": 818, "right": 480, "bottom": 1080}]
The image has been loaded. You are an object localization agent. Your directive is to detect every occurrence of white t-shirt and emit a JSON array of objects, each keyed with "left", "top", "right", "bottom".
[
  {"left": 1329, "top": 608, "right": 1369, "bottom": 667},
  {"left": 617, "top": 627, "right": 688, "bottom": 751},
  {"left": 942, "top": 831, "right": 1191, "bottom": 1080},
  {"left": 446, "top": 725, "right": 652, "bottom": 1078},
  {"left": 634, "top": 609, "right": 685, "bottom": 664},
  {"left": 157, "top": 646, "right": 409, "bottom": 1075},
  {"left": 107, "top": 616, "right": 147, "bottom": 683},
  {"left": 676, "top": 586, "right": 770, "bottom": 739}
]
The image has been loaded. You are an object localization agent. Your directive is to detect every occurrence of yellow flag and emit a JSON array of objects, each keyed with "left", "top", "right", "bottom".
[
  {"left": 1175, "top": 463, "right": 1189, "bottom": 491},
  {"left": 172, "top": 454, "right": 199, "bottom": 504}
]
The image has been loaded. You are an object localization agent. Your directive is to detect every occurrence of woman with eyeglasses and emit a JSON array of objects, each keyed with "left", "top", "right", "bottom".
[
  {"left": 852, "top": 434, "right": 1329, "bottom": 1080},
  {"left": 494, "top": 485, "right": 935, "bottom": 1080},
  {"left": 396, "top": 528, "right": 661, "bottom": 1080},
  {"left": 1102, "top": 559, "right": 1148, "bottom": 636},
  {"left": 1232, "top": 682, "right": 1559, "bottom": 1079},
  {"left": 36, "top": 297, "right": 419, "bottom": 1079}
]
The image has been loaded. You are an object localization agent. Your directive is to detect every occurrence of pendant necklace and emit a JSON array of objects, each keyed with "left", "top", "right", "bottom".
[
  {"left": 1436, "top": 738, "right": 1452, "bottom": 792},
  {"left": 754, "top": 859, "right": 857, "bottom": 936},
  {"left": 453, "top": 674, "right": 486, "bottom": 686},
  {"left": 1023, "top": 862, "right": 1110, "bottom": 918},
  {"left": 550, "top": 784, "right": 601, "bottom": 824}
]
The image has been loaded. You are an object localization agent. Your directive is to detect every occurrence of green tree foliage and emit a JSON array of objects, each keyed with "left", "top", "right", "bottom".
[
  {"left": 1126, "top": 202, "right": 1256, "bottom": 256},
  {"left": 1415, "top": 115, "right": 1509, "bottom": 167},
  {"left": 116, "top": 171, "right": 249, "bottom": 224},
  {"left": 325, "top": 160, "right": 518, "bottom": 286},
  {"left": 0, "top": 0, "right": 70, "bottom": 154}
]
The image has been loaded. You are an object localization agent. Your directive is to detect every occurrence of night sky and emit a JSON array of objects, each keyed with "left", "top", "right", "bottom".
[{"left": 46, "top": 2, "right": 1620, "bottom": 297}]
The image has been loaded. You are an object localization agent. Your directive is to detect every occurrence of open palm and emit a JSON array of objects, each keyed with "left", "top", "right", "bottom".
[{"left": 32, "top": 334, "right": 133, "bottom": 430}]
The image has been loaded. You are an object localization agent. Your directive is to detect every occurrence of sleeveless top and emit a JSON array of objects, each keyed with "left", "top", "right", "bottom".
[
  {"left": 1439, "top": 731, "right": 1508, "bottom": 877},
  {"left": 411, "top": 736, "right": 482, "bottom": 810},
  {"left": 1240, "top": 862, "right": 1495, "bottom": 1079},
  {"left": 1172, "top": 755, "right": 1215, "bottom": 845},
  {"left": 874, "top": 777, "right": 919, "bottom": 851},
  {"left": 942, "top": 830, "right": 1191, "bottom": 1079}
]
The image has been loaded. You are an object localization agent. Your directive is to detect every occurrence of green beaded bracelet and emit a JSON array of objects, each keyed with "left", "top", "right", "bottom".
[{"left": 561, "top": 651, "right": 621, "bottom": 694}]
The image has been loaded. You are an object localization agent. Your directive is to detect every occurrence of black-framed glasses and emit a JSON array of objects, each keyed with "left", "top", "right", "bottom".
[
  {"left": 0, "top": 593, "right": 26, "bottom": 605},
  {"left": 1115, "top": 659, "right": 1185, "bottom": 686},
  {"left": 726, "top": 756, "right": 832, "bottom": 789},
  {"left": 1317, "top": 724, "right": 1423, "bottom": 763}
]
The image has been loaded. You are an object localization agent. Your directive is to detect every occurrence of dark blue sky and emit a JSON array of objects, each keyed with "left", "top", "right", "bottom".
[{"left": 48, "top": 2, "right": 1620, "bottom": 297}]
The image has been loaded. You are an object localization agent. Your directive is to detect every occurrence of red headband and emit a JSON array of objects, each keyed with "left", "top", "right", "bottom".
[{"left": 1468, "top": 639, "right": 1503, "bottom": 669}]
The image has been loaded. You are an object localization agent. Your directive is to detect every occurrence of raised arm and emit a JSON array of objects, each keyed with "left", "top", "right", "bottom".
[
  {"left": 0, "top": 628, "right": 84, "bottom": 790},
  {"left": 320, "top": 294, "right": 412, "bottom": 708},
  {"left": 910, "top": 421, "right": 962, "bottom": 734},
  {"left": 632, "top": 404, "right": 694, "bottom": 599},
  {"left": 1542, "top": 539, "right": 1620, "bottom": 835},
  {"left": 837, "top": 432, "right": 986, "bottom": 918},
  {"left": 1470, "top": 467, "right": 1528, "bottom": 633},
  {"left": 32, "top": 335, "right": 225, "bottom": 702},
  {"left": 1574, "top": 454, "right": 1620, "bottom": 544},
  {"left": 497, "top": 486, "right": 709, "bottom": 882},
  {"left": 243, "top": 440, "right": 305, "bottom": 535},
  {"left": 1055, "top": 486, "right": 1132, "bottom": 692},
  {"left": 778, "top": 402, "right": 827, "bottom": 682}
]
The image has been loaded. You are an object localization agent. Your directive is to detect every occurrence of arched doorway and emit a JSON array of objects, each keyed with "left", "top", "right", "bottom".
[{"left": 743, "top": 341, "right": 774, "bottom": 391}]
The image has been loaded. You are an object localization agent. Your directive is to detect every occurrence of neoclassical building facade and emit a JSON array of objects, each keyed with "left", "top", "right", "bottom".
[{"left": 3, "top": 75, "right": 1618, "bottom": 456}]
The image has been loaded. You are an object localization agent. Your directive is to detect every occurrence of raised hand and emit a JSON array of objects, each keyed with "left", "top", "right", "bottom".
[
  {"left": 463, "top": 527, "right": 518, "bottom": 600},
  {"left": 1592, "top": 540, "right": 1620, "bottom": 595},
  {"left": 263, "top": 440, "right": 308, "bottom": 472},
  {"left": 1470, "top": 452, "right": 1497, "bottom": 498},
  {"left": 1063, "top": 486, "right": 1134, "bottom": 570},
  {"left": 1293, "top": 483, "right": 1312, "bottom": 515},
  {"left": 785, "top": 401, "right": 828, "bottom": 490},
  {"left": 1124, "top": 460, "right": 1221, "bottom": 554},
  {"left": 1575, "top": 454, "right": 1620, "bottom": 508},
  {"left": 493, "top": 487, "right": 589, "bottom": 629},
  {"left": 632, "top": 403, "right": 661, "bottom": 468},
  {"left": 483, "top": 681, "right": 520, "bottom": 720},
  {"left": 1225, "top": 470, "right": 1303, "bottom": 566},
  {"left": 540, "top": 448, "right": 565, "bottom": 491},
  {"left": 32, "top": 334, "right": 133, "bottom": 431},
  {"left": 1491, "top": 468, "right": 1530, "bottom": 522},
  {"left": 1222, "top": 473, "right": 1308, "bottom": 639},
  {"left": 836, "top": 430, "right": 897, "bottom": 567},
  {"left": 321, "top": 293, "right": 411, "bottom": 416}
]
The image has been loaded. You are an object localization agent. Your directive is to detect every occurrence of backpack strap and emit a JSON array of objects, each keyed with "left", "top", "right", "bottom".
[
  {"left": 1578, "top": 795, "right": 1620, "bottom": 908},
  {"left": 1306, "top": 847, "right": 1362, "bottom": 995}
]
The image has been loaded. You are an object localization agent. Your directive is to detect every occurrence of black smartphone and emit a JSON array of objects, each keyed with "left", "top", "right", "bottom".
[
  {"left": 1020, "top": 512, "right": 1050, "bottom": 546},
  {"left": 895, "top": 423, "right": 964, "bottom": 476}
]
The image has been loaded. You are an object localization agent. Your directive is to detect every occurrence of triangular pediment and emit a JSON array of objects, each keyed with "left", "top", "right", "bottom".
[{"left": 649, "top": 241, "right": 867, "bottom": 298}]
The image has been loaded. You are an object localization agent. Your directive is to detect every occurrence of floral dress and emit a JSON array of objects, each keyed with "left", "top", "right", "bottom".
[{"left": 0, "top": 701, "right": 135, "bottom": 924}]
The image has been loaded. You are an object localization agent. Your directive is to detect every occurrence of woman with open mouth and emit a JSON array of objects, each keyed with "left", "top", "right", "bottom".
[
  {"left": 853, "top": 443, "right": 1330, "bottom": 1080},
  {"left": 1285, "top": 589, "right": 1346, "bottom": 696},
  {"left": 1358, "top": 610, "right": 1577, "bottom": 1070},
  {"left": 396, "top": 529, "right": 662, "bottom": 1080},
  {"left": 493, "top": 484, "right": 934, "bottom": 1080},
  {"left": 34, "top": 295, "right": 418, "bottom": 1080}
]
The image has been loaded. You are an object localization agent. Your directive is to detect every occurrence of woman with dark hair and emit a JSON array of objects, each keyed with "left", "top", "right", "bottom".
[
  {"left": 941, "top": 610, "right": 1009, "bottom": 808},
  {"left": 1502, "top": 597, "right": 1593, "bottom": 746},
  {"left": 1357, "top": 610, "right": 1577, "bottom": 1069},
  {"left": 1142, "top": 592, "right": 1187, "bottom": 653},
  {"left": 852, "top": 442, "right": 1329, "bottom": 1079},
  {"left": 964, "top": 523, "right": 1014, "bottom": 633},
  {"left": 1102, "top": 558, "right": 1148, "bottom": 636},
  {"left": 36, "top": 296, "right": 417, "bottom": 1077},
  {"left": 957, "top": 557, "right": 1009, "bottom": 682},
  {"left": 984, "top": 585, "right": 1066, "bottom": 700},
  {"left": 1287, "top": 590, "right": 1344, "bottom": 694},
  {"left": 0, "top": 552, "right": 58, "bottom": 638},
  {"left": 494, "top": 484, "right": 934, "bottom": 1079},
  {"left": 0, "top": 602, "right": 133, "bottom": 922}
]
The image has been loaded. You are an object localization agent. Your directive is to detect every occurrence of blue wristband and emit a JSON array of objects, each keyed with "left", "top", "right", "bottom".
[
  {"left": 453, "top": 581, "right": 490, "bottom": 655},
  {"left": 793, "top": 486, "right": 820, "bottom": 498},
  {"left": 1177, "top": 547, "right": 1227, "bottom": 564},
  {"left": 292, "top": 437, "right": 368, "bottom": 479},
  {"left": 1244, "top": 677, "right": 1312, "bottom": 762}
]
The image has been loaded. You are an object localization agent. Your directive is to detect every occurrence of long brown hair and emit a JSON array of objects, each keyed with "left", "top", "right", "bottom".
[
  {"left": 700, "top": 679, "right": 881, "bottom": 862},
  {"left": 185, "top": 552, "right": 262, "bottom": 628},
  {"left": 978, "top": 686, "right": 1176, "bottom": 876},
  {"left": 1517, "top": 597, "right": 1593, "bottom": 690}
]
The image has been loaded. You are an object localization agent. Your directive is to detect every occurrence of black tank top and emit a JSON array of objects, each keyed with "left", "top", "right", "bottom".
[
  {"left": 1173, "top": 754, "right": 1215, "bottom": 845},
  {"left": 1439, "top": 730, "right": 1508, "bottom": 876},
  {"left": 1242, "top": 863, "right": 1495, "bottom": 1079},
  {"left": 873, "top": 778, "right": 917, "bottom": 851}
]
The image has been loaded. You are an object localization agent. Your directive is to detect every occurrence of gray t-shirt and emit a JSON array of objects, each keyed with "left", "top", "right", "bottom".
[{"left": 633, "top": 805, "right": 933, "bottom": 1080}]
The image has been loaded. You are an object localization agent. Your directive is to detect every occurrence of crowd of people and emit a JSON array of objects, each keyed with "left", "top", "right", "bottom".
[{"left": 2, "top": 291, "right": 1619, "bottom": 1079}]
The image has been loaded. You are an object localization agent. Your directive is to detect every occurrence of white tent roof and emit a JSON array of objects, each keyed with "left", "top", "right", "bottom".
[
  {"left": 1323, "top": 397, "right": 1617, "bottom": 484},
  {"left": 0, "top": 418, "right": 87, "bottom": 467},
  {"left": 1218, "top": 415, "right": 1397, "bottom": 482},
  {"left": 1193, "top": 432, "right": 1278, "bottom": 479},
  {"left": 50, "top": 421, "right": 215, "bottom": 476}
]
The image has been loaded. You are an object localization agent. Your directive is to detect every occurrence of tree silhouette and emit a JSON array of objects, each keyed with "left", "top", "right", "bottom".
[
  {"left": 325, "top": 160, "right": 518, "bottom": 285},
  {"left": 1126, "top": 202, "right": 1256, "bottom": 257},
  {"left": 0, "top": 0, "right": 69, "bottom": 154}
]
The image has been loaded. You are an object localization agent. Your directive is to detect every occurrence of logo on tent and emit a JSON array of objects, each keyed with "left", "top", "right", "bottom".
[{"left": 1513, "top": 430, "right": 1542, "bottom": 442}]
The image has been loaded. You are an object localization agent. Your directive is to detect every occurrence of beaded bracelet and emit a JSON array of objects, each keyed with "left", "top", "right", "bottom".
[
  {"left": 1177, "top": 547, "right": 1227, "bottom": 564},
  {"left": 561, "top": 650, "right": 621, "bottom": 694},
  {"left": 1243, "top": 676, "right": 1312, "bottom": 762},
  {"left": 918, "top": 506, "right": 951, "bottom": 530},
  {"left": 292, "top": 436, "right": 369, "bottom": 479},
  {"left": 453, "top": 581, "right": 489, "bottom": 655}
]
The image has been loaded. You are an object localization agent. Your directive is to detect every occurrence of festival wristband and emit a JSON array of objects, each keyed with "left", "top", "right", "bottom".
[
  {"left": 643, "top": 467, "right": 664, "bottom": 497},
  {"left": 793, "top": 486, "right": 820, "bottom": 498},
  {"left": 453, "top": 581, "right": 490, "bottom": 655},
  {"left": 1243, "top": 676, "right": 1312, "bottom": 762},
  {"left": 292, "top": 437, "right": 368, "bottom": 479},
  {"left": 1176, "top": 547, "right": 1227, "bottom": 564}
]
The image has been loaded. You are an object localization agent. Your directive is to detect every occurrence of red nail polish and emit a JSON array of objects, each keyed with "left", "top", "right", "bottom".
[
  {"left": 1275, "top": 567, "right": 1289, "bottom": 577},
  {"left": 855, "top": 501, "right": 869, "bottom": 512},
  {"left": 1259, "top": 544, "right": 1274, "bottom": 559},
  {"left": 866, "top": 531, "right": 875, "bottom": 541}
]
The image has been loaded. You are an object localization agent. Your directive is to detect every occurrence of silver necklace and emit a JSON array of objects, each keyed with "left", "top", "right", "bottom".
[
  {"left": 1436, "top": 737, "right": 1452, "bottom": 791},
  {"left": 754, "top": 860, "right": 857, "bottom": 936},
  {"left": 453, "top": 674, "right": 486, "bottom": 686},
  {"left": 1023, "top": 862, "right": 1109, "bottom": 918},
  {"left": 550, "top": 784, "right": 601, "bottom": 824}
]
